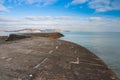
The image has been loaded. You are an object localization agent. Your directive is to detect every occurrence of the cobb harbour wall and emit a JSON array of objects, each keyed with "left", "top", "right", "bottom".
[{"left": 0, "top": 32, "right": 119, "bottom": 80}]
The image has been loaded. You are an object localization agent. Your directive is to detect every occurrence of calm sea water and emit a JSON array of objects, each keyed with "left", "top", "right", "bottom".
[{"left": 61, "top": 32, "right": 120, "bottom": 77}]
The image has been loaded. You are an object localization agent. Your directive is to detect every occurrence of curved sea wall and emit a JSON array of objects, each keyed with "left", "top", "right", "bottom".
[
  {"left": 0, "top": 36, "right": 119, "bottom": 80},
  {"left": 6, "top": 32, "right": 64, "bottom": 41}
]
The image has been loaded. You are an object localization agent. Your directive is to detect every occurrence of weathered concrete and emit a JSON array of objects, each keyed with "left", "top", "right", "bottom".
[
  {"left": 0, "top": 36, "right": 8, "bottom": 41},
  {"left": 0, "top": 37, "right": 119, "bottom": 80},
  {"left": 6, "top": 32, "right": 64, "bottom": 41}
]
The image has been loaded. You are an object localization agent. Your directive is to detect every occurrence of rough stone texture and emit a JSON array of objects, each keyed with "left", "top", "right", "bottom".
[
  {"left": 0, "top": 37, "right": 119, "bottom": 80},
  {"left": 6, "top": 32, "right": 64, "bottom": 41},
  {"left": 0, "top": 36, "right": 8, "bottom": 41}
]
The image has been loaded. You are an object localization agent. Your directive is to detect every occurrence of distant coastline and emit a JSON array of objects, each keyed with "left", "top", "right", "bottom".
[{"left": 0, "top": 28, "right": 62, "bottom": 33}]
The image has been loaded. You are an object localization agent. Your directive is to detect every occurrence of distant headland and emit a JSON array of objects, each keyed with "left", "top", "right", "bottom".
[{"left": 0, "top": 28, "right": 63, "bottom": 33}]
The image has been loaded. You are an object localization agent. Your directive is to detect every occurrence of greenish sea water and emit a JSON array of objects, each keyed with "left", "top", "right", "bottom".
[{"left": 61, "top": 32, "right": 120, "bottom": 77}]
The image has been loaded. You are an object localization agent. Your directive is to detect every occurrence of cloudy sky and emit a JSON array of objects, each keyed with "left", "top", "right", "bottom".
[{"left": 0, "top": 0, "right": 120, "bottom": 32}]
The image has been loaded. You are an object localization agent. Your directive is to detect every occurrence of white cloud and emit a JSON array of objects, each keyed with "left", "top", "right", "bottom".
[
  {"left": 88, "top": 0, "right": 120, "bottom": 12},
  {"left": 41, "top": 0, "right": 57, "bottom": 6},
  {"left": 0, "top": 16, "right": 120, "bottom": 32},
  {"left": 54, "top": 16, "right": 74, "bottom": 19},
  {"left": 7, "top": 0, "right": 57, "bottom": 6},
  {"left": 0, "top": 4, "right": 8, "bottom": 12},
  {"left": 88, "top": 0, "right": 111, "bottom": 12},
  {"left": 70, "top": 0, "right": 120, "bottom": 12},
  {"left": 71, "top": 0, "right": 88, "bottom": 5},
  {"left": 0, "top": 0, "right": 4, "bottom": 4},
  {"left": 0, "top": 0, "right": 10, "bottom": 12},
  {"left": 0, "top": 0, "right": 57, "bottom": 13},
  {"left": 25, "top": 16, "right": 53, "bottom": 20},
  {"left": 0, "top": 16, "right": 77, "bottom": 30},
  {"left": 25, "top": 0, "right": 57, "bottom": 6},
  {"left": 25, "top": 16, "right": 74, "bottom": 21},
  {"left": 0, "top": 16, "right": 19, "bottom": 21},
  {"left": 88, "top": 17, "right": 102, "bottom": 21}
]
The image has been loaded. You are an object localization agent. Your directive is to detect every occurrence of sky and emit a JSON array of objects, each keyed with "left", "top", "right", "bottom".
[{"left": 0, "top": 0, "right": 120, "bottom": 32}]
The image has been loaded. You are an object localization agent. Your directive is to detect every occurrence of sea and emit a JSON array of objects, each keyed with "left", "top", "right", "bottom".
[
  {"left": 0, "top": 32, "right": 120, "bottom": 77},
  {"left": 61, "top": 32, "right": 120, "bottom": 77}
]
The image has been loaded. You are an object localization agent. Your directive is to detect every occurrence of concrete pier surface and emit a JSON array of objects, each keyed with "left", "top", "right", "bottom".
[{"left": 0, "top": 37, "right": 119, "bottom": 80}]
